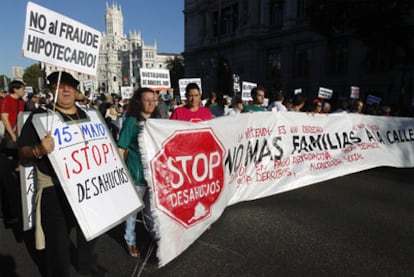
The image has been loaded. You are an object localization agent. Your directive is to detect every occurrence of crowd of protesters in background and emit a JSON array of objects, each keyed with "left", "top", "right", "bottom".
[
  {"left": 1, "top": 84, "right": 414, "bottom": 146},
  {"left": 0, "top": 79, "right": 414, "bottom": 275}
]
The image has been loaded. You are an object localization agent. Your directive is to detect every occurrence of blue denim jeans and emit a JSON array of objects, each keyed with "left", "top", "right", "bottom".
[{"left": 124, "top": 186, "right": 146, "bottom": 246}]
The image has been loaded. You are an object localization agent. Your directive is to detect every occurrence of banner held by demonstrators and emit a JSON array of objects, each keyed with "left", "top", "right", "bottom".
[{"left": 142, "top": 113, "right": 414, "bottom": 267}]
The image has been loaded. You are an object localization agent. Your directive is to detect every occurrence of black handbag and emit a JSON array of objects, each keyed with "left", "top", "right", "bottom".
[{"left": 0, "top": 132, "right": 17, "bottom": 150}]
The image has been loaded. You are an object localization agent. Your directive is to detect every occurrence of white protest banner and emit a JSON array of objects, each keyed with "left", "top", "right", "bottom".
[
  {"left": 18, "top": 112, "right": 36, "bottom": 231},
  {"left": 350, "top": 86, "right": 360, "bottom": 99},
  {"left": 140, "top": 68, "right": 171, "bottom": 91},
  {"left": 121, "top": 86, "right": 134, "bottom": 99},
  {"left": 366, "top": 94, "right": 382, "bottom": 105},
  {"left": 22, "top": 2, "right": 101, "bottom": 75},
  {"left": 178, "top": 78, "right": 202, "bottom": 100},
  {"left": 241, "top": 81, "right": 257, "bottom": 101},
  {"left": 32, "top": 109, "right": 143, "bottom": 240},
  {"left": 318, "top": 87, "right": 333, "bottom": 99},
  {"left": 142, "top": 112, "right": 414, "bottom": 267}
]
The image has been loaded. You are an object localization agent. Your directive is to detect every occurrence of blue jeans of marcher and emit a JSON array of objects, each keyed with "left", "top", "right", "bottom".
[{"left": 124, "top": 186, "right": 146, "bottom": 246}]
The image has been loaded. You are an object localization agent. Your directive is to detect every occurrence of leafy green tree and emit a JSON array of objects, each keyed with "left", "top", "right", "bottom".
[
  {"left": 166, "top": 55, "right": 184, "bottom": 92},
  {"left": 0, "top": 75, "right": 11, "bottom": 92},
  {"left": 23, "top": 63, "right": 43, "bottom": 90}
]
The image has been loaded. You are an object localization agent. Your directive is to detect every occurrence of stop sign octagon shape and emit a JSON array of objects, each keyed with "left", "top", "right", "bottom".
[{"left": 150, "top": 128, "right": 226, "bottom": 228}]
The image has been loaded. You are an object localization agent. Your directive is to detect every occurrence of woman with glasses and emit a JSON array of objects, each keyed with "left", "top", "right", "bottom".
[{"left": 117, "top": 87, "right": 160, "bottom": 258}]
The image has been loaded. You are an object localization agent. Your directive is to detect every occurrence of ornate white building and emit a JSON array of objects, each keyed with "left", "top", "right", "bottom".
[
  {"left": 42, "top": 2, "right": 178, "bottom": 94},
  {"left": 97, "top": 2, "right": 178, "bottom": 94}
]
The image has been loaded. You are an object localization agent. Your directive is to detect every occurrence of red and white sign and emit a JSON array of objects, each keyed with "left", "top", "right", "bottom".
[
  {"left": 151, "top": 128, "right": 225, "bottom": 227},
  {"left": 142, "top": 112, "right": 414, "bottom": 267},
  {"left": 32, "top": 109, "right": 143, "bottom": 240}
]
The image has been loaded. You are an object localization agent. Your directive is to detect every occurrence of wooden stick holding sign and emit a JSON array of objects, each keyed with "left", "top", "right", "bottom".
[{"left": 49, "top": 70, "right": 62, "bottom": 132}]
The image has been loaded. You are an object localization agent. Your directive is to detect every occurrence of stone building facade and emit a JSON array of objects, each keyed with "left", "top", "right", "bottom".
[
  {"left": 184, "top": 0, "right": 413, "bottom": 108},
  {"left": 97, "top": 2, "right": 177, "bottom": 94}
]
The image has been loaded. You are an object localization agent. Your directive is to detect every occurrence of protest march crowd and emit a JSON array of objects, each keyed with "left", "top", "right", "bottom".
[
  {"left": 2, "top": 2, "right": 413, "bottom": 275},
  {"left": 1, "top": 71, "right": 413, "bottom": 276}
]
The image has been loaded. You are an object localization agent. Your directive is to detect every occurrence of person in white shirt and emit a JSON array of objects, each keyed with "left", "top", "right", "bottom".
[
  {"left": 226, "top": 96, "right": 244, "bottom": 116},
  {"left": 268, "top": 90, "right": 287, "bottom": 112}
]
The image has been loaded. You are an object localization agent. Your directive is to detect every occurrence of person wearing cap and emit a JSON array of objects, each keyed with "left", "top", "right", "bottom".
[
  {"left": 18, "top": 71, "right": 106, "bottom": 276},
  {"left": 309, "top": 99, "right": 323, "bottom": 113}
]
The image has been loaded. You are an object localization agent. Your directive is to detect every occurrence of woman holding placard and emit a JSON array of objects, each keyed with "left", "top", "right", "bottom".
[{"left": 18, "top": 71, "right": 106, "bottom": 277}]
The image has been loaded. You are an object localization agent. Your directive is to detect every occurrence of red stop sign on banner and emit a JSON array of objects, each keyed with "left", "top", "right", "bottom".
[{"left": 151, "top": 128, "right": 225, "bottom": 228}]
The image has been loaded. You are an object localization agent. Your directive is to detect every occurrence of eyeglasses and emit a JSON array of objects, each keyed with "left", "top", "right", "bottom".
[{"left": 142, "top": 99, "right": 158, "bottom": 103}]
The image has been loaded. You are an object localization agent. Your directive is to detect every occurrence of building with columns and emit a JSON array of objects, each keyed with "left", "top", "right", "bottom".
[{"left": 184, "top": 0, "right": 413, "bottom": 109}]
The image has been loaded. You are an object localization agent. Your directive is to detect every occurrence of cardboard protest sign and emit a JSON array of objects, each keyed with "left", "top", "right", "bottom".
[
  {"left": 318, "top": 87, "right": 333, "bottom": 99},
  {"left": 22, "top": 2, "right": 101, "bottom": 75},
  {"left": 350, "top": 86, "right": 360, "bottom": 99},
  {"left": 121, "top": 86, "right": 134, "bottom": 99},
  {"left": 366, "top": 95, "right": 382, "bottom": 105},
  {"left": 178, "top": 78, "right": 202, "bottom": 100},
  {"left": 18, "top": 112, "right": 36, "bottom": 231},
  {"left": 142, "top": 113, "right": 414, "bottom": 267},
  {"left": 83, "top": 80, "right": 93, "bottom": 91},
  {"left": 241, "top": 81, "right": 257, "bottom": 101},
  {"left": 32, "top": 109, "right": 143, "bottom": 240},
  {"left": 140, "top": 68, "right": 171, "bottom": 91},
  {"left": 232, "top": 74, "right": 240, "bottom": 94}
]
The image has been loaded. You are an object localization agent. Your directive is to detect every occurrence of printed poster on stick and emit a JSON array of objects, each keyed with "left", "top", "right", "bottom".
[
  {"left": 178, "top": 78, "right": 202, "bottom": 100},
  {"left": 140, "top": 68, "right": 171, "bottom": 91},
  {"left": 22, "top": 2, "right": 101, "bottom": 75},
  {"left": 241, "top": 81, "right": 257, "bottom": 101},
  {"left": 32, "top": 110, "right": 143, "bottom": 240}
]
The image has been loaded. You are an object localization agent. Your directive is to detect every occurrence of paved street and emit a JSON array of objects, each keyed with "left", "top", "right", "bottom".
[{"left": 1, "top": 166, "right": 413, "bottom": 276}]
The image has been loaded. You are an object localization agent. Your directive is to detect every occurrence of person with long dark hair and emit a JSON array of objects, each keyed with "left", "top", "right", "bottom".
[{"left": 117, "top": 87, "right": 159, "bottom": 257}]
